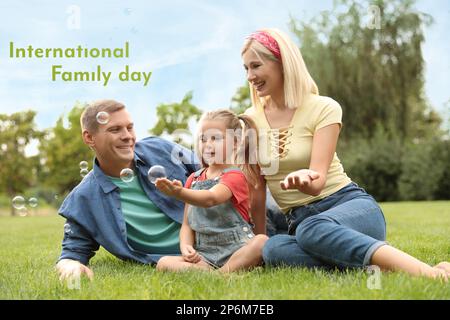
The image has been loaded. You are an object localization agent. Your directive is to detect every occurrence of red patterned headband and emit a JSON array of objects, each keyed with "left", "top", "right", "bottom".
[{"left": 247, "top": 31, "right": 281, "bottom": 61}]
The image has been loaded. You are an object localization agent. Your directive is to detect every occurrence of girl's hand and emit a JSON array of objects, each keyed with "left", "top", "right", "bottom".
[
  {"left": 180, "top": 244, "right": 202, "bottom": 263},
  {"left": 280, "top": 169, "right": 320, "bottom": 192},
  {"left": 155, "top": 178, "right": 183, "bottom": 197}
]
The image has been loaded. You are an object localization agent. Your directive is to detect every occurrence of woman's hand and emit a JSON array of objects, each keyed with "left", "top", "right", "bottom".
[
  {"left": 280, "top": 169, "right": 320, "bottom": 193},
  {"left": 155, "top": 178, "right": 183, "bottom": 197},
  {"left": 180, "top": 244, "right": 202, "bottom": 263}
]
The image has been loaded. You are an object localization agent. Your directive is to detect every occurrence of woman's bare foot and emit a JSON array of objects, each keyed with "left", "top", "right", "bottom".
[
  {"left": 434, "top": 262, "right": 450, "bottom": 273},
  {"left": 424, "top": 264, "right": 449, "bottom": 282},
  {"left": 433, "top": 262, "right": 450, "bottom": 281}
]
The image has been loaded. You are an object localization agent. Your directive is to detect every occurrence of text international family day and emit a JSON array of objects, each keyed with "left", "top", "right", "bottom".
[{"left": 8, "top": 41, "right": 151, "bottom": 86}]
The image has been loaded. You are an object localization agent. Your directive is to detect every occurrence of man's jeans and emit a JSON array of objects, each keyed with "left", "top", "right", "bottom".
[{"left": 263, "top": 182, "right": 387, "bottom": 269}]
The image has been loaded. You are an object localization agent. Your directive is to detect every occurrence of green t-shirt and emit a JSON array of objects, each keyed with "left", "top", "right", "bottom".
[{"left": 109, "top": 173, "right": 180, "bottom": 254}]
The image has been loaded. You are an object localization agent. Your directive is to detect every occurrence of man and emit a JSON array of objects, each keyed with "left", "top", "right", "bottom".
[{"left": 56, "top": 99, "right": 199, "bottom": 281}]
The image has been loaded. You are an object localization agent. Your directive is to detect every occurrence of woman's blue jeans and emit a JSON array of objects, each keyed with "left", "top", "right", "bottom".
[{"left": 263, "top": 182, "right": 387, "bottom": 269}]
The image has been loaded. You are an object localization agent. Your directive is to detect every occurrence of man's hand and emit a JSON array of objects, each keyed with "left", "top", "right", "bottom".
[
  {"left": 56, "top": 259, "right": 94, "bottom": 282},
  {"left": 155, "top": 178, "right": 183, "bottom": 197},
  {"left": 280, "top": 169, "right": 321, "bottom": 193},
  {"left": 180, "top": 244, "right": 201, "bottom": 263}
]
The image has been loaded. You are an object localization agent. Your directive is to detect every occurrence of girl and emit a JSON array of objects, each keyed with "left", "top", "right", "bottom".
[
  {"left": 155, "top": 110, "right": 268, "bottom": 273},
  {"left": 241, "top": 28, "right": 450, "bottom": 280}
]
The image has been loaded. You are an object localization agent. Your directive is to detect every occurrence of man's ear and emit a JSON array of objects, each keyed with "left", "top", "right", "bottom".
[{"left": 82, "top": 130, "right": 95, "bottom": 149}]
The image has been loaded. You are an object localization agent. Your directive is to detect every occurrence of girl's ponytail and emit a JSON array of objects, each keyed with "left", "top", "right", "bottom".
[{"left": 237, "top": 114, "right": 259, "bottom": 187}]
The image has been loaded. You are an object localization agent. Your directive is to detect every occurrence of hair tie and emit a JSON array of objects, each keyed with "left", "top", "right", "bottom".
[
  {"left": 237, "top": 116, "right": 244, "bottom": 130},
  {"left": 247, "top": 31, "right": 281, "bottom": 61}
]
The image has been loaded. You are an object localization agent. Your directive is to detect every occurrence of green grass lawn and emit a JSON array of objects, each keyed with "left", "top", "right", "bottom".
[{"left": 0, "top": 201, "right": 449, "bottom": 299}]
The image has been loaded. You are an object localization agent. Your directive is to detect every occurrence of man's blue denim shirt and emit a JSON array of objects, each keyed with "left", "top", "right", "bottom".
[{"left": 58, "top": 136, "right": 200, "bottom": 266}]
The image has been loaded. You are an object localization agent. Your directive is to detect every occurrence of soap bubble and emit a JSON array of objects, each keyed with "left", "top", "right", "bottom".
[
  {"left": 96, "top": 111, "right": 109, "bottom": 125},
  {"left": 12, "top": 196, "right": 26, "bottom": 210},
  {"left": 148, "top": 165, "right": 167, "bottom": 184},
  {"left": 64, "top": 223, "right": 72, "bottom": 234},
  {"left": 28, "top": 197, "right": 38, "bottom": 208},
  {"left": 120, "top": 168, "right": 135, "bottom": 183},
  {"left": 80, "top": 169, "right": 89, "bottom": 178},
  {"left": 123, "top": 8, "right": 132, "bottom": 15},
  {"left": 79, "top": 161, "right": 88, "bottom": 170},
  {"left": 67, "top": 273, "right": 81, "bottom": 290},
  {"left": 17, "top": 208, "right": 28, "bottom": 217}
]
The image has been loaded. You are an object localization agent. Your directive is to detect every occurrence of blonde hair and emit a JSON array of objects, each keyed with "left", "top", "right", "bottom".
[
  {"left": 241, "top": 28, "right": 319, "bottom": 109},
  {"left": 196, "top": 109, "right": 259, "bottom": 187}
]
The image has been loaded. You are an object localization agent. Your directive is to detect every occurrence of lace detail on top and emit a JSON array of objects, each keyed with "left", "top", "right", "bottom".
[{"left": 268, "top": 126, "right": 293, "bottom": 159}]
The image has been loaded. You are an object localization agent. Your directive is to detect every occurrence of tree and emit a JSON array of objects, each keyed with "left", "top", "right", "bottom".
[
  {"left": 149, "top": 91, "right": 202, "bottom": 149},
  {"left": 0, "top": 111, "right": 43, "bottom": 215},
  {"left": 39, "top": 102, "right": 94, "bottom": 196},
  {"left": 230, "top": 84, "right": 251, "bottom": 115},
  {"left": 290, "top": 0, "right": 441, "bottom": 142}
]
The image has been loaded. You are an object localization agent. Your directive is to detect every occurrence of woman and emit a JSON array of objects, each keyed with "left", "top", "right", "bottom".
[{"left": 241, "top": 28, "right": 449, "bottom": 279}]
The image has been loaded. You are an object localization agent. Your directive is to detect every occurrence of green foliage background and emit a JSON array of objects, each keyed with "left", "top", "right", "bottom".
[{"left": 1, "top": 0, "right": 449, "bottom": 212}]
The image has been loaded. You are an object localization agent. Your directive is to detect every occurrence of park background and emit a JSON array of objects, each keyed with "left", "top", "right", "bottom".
[{"left": 0, "top": 0, "right": 449, "bottom": 299}]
